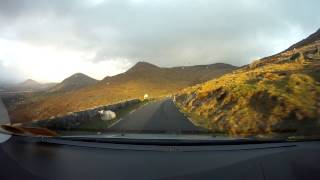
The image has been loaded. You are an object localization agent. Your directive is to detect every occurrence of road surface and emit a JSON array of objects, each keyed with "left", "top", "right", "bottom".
[{"left": 107, "top": 99, "right": 203, "bottom": 133}]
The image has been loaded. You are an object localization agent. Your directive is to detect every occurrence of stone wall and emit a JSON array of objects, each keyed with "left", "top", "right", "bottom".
[{"left": 23, "top": 99, "right": 141, "bottom": 130}]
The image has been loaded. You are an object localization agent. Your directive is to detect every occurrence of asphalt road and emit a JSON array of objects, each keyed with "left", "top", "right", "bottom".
[{"left": 107, "top": 99, "right": 203, "bottom": 133}]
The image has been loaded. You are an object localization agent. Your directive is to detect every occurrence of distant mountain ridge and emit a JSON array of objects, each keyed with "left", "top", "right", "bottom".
[
  {"left": 126, "top": 61, "right": 160, "bottom": 72},
  {"left": 9, "top": 62, "right": 237, "bottom": 123},
  {"left": 49, "top": 73, "right": 98, "bottom": 92},
  {"left": 19, "top": 79, "right": 41, "bottom": 87},
  {"left": 103, "top": 62, "right": 237, "bottom": 85},
  {"left": 3, "top": 79, "right": 57, "bottom": 92}
]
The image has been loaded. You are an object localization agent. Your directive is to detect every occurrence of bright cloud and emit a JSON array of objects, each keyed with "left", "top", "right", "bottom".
[
  {"left": 0, "top": 0, "right": 319, "bottom": 83},
  {"left": 0, "top": 38, "right": 132, "bottom": 82}
]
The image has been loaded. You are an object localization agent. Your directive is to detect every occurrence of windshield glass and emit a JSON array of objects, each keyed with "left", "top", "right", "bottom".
[{"left": 0, "top": 0, "right": 320, "bottom": 141}]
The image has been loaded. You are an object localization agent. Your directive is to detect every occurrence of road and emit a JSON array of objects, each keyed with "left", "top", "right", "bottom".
[{"left": 107, "top": 99, "right": 203, "bottom": 133}]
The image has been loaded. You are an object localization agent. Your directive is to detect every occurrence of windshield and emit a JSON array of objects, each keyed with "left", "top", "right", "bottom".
[{"left": 0, "top": 0, "right": 320, "bottom": 141}]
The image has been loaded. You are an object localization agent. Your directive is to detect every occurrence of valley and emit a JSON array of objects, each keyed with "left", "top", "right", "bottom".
[
  {"left": 4, "top": 62, "right": 237, "bottom": 124},
  {"left": 1, "top": 28, "right": 320, "bottom": 137}
]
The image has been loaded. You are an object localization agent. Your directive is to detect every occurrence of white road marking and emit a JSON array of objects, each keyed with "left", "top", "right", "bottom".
[
  {"left": 108, "top": 118, "right": 123, "bottom": 128},
  {"left": 107, "top": 101, "right": 153, "bottom": 129}
]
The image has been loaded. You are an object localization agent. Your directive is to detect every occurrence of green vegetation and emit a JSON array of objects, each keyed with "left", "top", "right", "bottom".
[{"left": 176, "top": 42, "right": 320, "bottom": 136}]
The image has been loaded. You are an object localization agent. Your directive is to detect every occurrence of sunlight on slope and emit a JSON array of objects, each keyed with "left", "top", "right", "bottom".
[{"left": 176, "top": 42, "right": 320, "bottom": 136}]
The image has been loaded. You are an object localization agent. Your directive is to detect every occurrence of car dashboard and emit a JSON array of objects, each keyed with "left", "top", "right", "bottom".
[{"left": 0, "top": 135, "right": 320, "bottom": 180}]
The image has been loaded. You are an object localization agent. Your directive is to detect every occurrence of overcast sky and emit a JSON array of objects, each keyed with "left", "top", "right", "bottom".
[{"left": 0, "top": 0, "right": 319, "bottom": 83}]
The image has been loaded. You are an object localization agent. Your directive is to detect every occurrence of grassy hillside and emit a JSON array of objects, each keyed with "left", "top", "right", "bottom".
[
  {"left": 176, "top": 40, "right": 320, "bottom": 136},
  {"left": 49, "top": 73, "right": 98, "bottom": 92},
  {"left": 285, "top": 28, "right": 320, "bottom": 51},
  {"left": 8, "top": 62, "right": 236, "bottom": 123}
]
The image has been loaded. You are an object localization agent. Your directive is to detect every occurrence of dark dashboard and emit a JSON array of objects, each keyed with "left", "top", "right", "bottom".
[{"left": 1, "top": 135, "right": 320, "bottom": 180}]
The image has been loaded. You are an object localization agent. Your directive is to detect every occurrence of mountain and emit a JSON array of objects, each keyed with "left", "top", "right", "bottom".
[
  {"left": 100, "top": 62, "right": 238, "bottom": 89},
  {"left": 126, "top": 61, "right": 160, "bottom": 73},
  {"left": 176, "top": 28, "right": 320, "bottom": 136},
  {"left": 19, "top": 79, "right": 41, "bottom": 87},
  {"left": 8, "top": 62, "right": 237, "bottom": 123},
  {"left": 4, "top": 79, "right": 57, "bottom": 92},
  {"left": 49, "top": 73, "right": 98, "bottom": 92}
]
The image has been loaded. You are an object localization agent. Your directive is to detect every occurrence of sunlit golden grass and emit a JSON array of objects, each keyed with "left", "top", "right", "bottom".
[
  {"left": 9, "top": 81, "right": 174, "bottom": 123},
  {"left": 9, "top": 63, "right": 236, "bottom": 123},
  {"left": 176, "top": 42, "right": 320, "bottom": 136}
]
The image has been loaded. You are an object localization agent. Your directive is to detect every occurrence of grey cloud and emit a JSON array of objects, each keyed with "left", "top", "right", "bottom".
[
  {"left": 0, "top": 0, "right": 80, "bottom": 18},
  {"left": 0, "top": 60, "right": 26, "bottom": 84},
  {"left": 0, "top": 0, "right": 319, "bottom": 68}
]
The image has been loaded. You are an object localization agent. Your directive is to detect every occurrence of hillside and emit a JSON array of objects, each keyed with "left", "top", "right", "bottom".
[
  {"left": 49, "top": 73, "right": 98, "bottom": 92},
  {"left": 19, "top": 79, "right": 41, "bottom": 88},
  {"left": 5, "top": 79, "right": 57, "bottom": 92},
  {"left": 102, "top": 62, "right": 237, "bottom": 90},
  {"left": 285, "top": 28, "right": 320, "bottom": 51},
  {"left": 176, "top": 29, "right": 320, "bottom": 136},
  {"left": 8, "top": 62, "right": 237, "bottom": 123}
]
